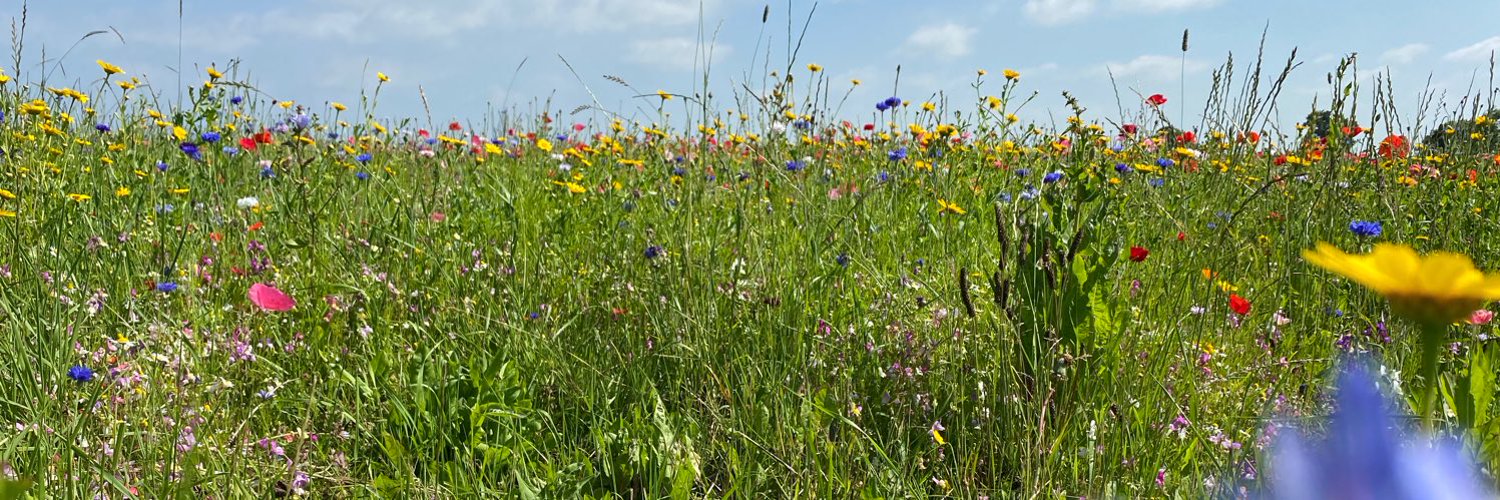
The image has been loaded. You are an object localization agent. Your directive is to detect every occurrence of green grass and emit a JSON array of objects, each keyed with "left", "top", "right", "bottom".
[{"left": 1, "top": 45, "right": 1500, "bottom": 498}]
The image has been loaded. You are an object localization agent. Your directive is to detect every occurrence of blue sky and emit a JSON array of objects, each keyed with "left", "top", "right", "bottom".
[{"left": 12, "top": 0, "right": 1500, "bottom": 134}]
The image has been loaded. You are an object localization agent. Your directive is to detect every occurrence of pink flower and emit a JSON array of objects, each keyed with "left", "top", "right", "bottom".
[
  {"left": 248, "top": 283, "right": 296, "bottom": 312},
  {"left": 1470, "top": 309, "right": 1494, "bottom": 325}
]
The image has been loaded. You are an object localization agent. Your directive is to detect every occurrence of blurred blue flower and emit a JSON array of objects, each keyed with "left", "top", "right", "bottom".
[
  {"left": 1115, "top": 163, "right": 1131, "bottom": 174},
  {"left": 261, "top": 166, "right": 276, "bottom": 178},
  {"left": 356, "top": 153, "right": 373, "bottom": 164},
  {"left": 1015, "top": 168, "right": 1031, "bottom": 177},
  {"left": 644, "top": 245, "right": 664, "bottom": 259},
  {"left": 355, "top": 171, "right": 370, "bottom": 181},
  {"left": 878, "top": 171, "right": 890, "bottom": 183},
  {"left": 67, "top": 365, "right": 94, "bottom": 383},
  {"left": 157, "top": 161, "right": 170, "bottom": 172},
  {"left": 883, "top": 96, "right": 902, "bottom": 109},
  {"left": 888, "top": 147, "right": 907, "bottom": 161},
  {"left": 1149, "top": 178, "right": 1165, "bottom": 188},
  {"left": 95, "top": 123, "right": 111, "bottom": 133},
  {"left": 156, "top": 281, "right": 179, "bottom": 293},
  {"left": 1157, "top": 158, "right": 1175, "bottom": 169},
  {"left": 836, "top": 252, "right": 850, "bottom": 268},
  {"left": 1349, "top": 220, "right": 1382, "bottom": 237},
  {"left": 230, "top": 96, "right": 244, "bottom": 105},
  {"left": 290, "top": 114, "right": 311, "bottom": 129},
  {"left": 1043, "top": 171, "right": 1064, "bottom": 184},
  {"left": 1268, "top": 362, "right": 1491, "bottom": 499},
  {"left": 179, "top": 142, "right": 202, "bottom": 161},
  {"left": 785, "top": 159, "right": 806, "bottom": 171},
  {"left": 222, "top": 146, "right": 239, "bottom": 156},
  {"left": 201, "top": 131, "right": 221, "bottom": 143}
]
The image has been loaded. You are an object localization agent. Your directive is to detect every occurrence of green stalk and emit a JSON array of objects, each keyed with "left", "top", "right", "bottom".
[{"left": 1417, "top": 320, "right": 1446, "bottom": 431}]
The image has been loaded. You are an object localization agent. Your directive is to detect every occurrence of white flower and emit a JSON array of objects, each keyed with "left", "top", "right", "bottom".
[{"left": 236, "top": 196, "right": 260, "bottom": 209}]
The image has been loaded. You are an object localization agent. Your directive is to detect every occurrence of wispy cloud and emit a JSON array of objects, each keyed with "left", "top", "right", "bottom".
[
  {"left": 1024, "top": 0, "right": 1098, "bottom": 25},
  {"left": 1113, "top": 0, "right": 1221, "bottom": 11},
  {"left": 627, "top": 37, "right": 732, "bottom": 71},
  {"left": 1380, "top": 43, "right": 1429, "bottom": 65},
  {"left": 1445, "top": 36, "right": 1500, "bottom": 62},
  {"left": 901, "top": 23, "right": 977, "bottom": 60},
  {"left": 1103, "top": 54, "right": 1206, "bottom": 80}
]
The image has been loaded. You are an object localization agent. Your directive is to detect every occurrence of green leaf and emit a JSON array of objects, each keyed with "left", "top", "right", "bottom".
[{"left": 0, "top": 479, "right": 34, "bottom": 500}]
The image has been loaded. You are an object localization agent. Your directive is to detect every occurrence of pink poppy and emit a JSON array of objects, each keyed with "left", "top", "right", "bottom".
[
  {"left": 1471, "top": 309, "right": 1494, "bottom": 325},
  {"left": 249, "top": 283, "right": 296, "bottom": 312}
]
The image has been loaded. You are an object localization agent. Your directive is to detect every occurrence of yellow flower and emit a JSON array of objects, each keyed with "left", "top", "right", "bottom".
[
  {"left": 807, "top": 63, "right": 823, "bottom": 72},
  {"left": 851, "top": 79, "right": 861, "bottom": 86},
  {"left": 931, "top": 428, "right": 946, "bottom": 445},
  {"left": 656, "top": 90, "right": 673, "bottom": 101},
  {"left": 67, "top": 193, "right": 92, "bottom": 202},
  {"left": 278, "top": 100, "right": 295, "bottom": 109},
  {"left": 377, "top": 72, "right": 389, "bottom": 83},
  {"left": 552, "top": 180, "right": 587, "bottom": 194},
  {"left": 115, "top": 186, "right": 131, "bottom": 197},
  {"left": 207, "top": 66, "right": 223, "bottom": 79},
  {"left": 937, "top": 199, "right": 966, "bottom": 215},
  {"left": 1303, "top": 243, "right": 1500, "bottom": 324},
  {"left": 922, "top": 102, "right": 936, "bottom": 112},
  {"left": 0, "top": 188, "right": 14, "bottom": 199},
  {"left": 332, "top": 102, "right": 347, "bottom": 111},
  {"left": 0, "top": 209, "right": 14, "bottom": 218},
  {"left": 536, "top": 138, "right": 553, "bottom": 152},
  {"left": 1003, "top": 69, "right": 1020, "bottom": 80},
  {"left": 173, "top": 126, "right": 188, "bottom": 141},
  {"left": 97, "top": 59, "right": 124, "bottom": 75},
  {"left": 170, "top": 188, "right": 190, "bottom": 195}
]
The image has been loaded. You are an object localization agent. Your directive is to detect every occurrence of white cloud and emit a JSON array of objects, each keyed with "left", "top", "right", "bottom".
[
  {"left": 1113, "top": 0, "right": 1221, "bottom": 11},
  {"left": 1103, "top": 54, "right": 1206, "bottom": 79},
  {"left": 1445, "top": 36, "right": 1500, "bottom": 62},
  {"left": 1024, "top": 0, "right": 1097, "bottom": 25},
  {"left": 1380, "top": 43, "right": 1429, "bottom": 65},
  {"left": 627, "top": 37, "right": 733, "bottom": 71},
  {"left": 901, "top": 23, "right": 977, "bottom": 60}
]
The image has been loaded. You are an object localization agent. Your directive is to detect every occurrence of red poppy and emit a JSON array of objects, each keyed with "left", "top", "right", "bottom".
[
  {"left": 1178, "top": 131, "right": 1196, "bottom": 143},
  {"left": 253, "top": 130, "right": 274, "bottom": 144},
  {"left": 239, "top": 137, "right": 257, "bottom": 151},
  {"left": 1341, "top": 126, "right": 1364, "bottom": 137},
  {"left": 1177, "top": 231, "right": 1186, "bottom": 241},
  {"left": 449, "top": 121, "right": 463, "bottom": 131},
  {"left": 1245, "top": 131, "right": 1261, "bottom": 143},
  {"left": 1146, "top": 94, "right": 1168, "bottom": 106},
  {"left": 1229, "top": 294, "right": 1251, "bottom": 316},
  {"left": 863, "top": 123, "right": 876, "bottom": 131},
  {"left": 1122, "top": 123, "right": 1139, "bottom": 135},
  {"left": 1274, "top": 155, "right": 1288, "bottom": 166},
  {"left": 248, "top": 221, "right": 264, "bottom": 232},
  {"left": 1378, "top": 135, "right": 1410, "bottom": 159},
  {"left": 1469, "top": 169, "right": 1479, "bottom": 184},
  {"left": 1129, "top": 246, "right": 1149, "bottom": 262}
]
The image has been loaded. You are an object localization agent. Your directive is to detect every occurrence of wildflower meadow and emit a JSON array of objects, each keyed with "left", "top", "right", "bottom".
[{"left": 5, "top": 2, "right": 1500, "bottom": 498}]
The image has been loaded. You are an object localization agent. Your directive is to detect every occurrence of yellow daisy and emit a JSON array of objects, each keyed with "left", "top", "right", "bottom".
[{"left": 1303, "top": 242, "right": 1500, "bottom": 325}]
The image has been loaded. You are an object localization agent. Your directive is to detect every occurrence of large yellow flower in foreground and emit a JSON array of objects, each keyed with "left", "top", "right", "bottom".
[{"left": 1303, "top": 243, "right": 1500, "bottom": 325}]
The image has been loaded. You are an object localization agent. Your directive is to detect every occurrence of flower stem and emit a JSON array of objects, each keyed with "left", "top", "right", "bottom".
[{"left": 1417, "top": 321, "right": 1445, "bottom": 431}]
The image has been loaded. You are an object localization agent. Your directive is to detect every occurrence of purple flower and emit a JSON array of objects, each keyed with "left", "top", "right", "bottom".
[
  {"left": 1349, "top": 220, "right": 1382, "bottom": 237},
  {"left": 290, "top": 114, "right": 311, "bottom": 129},
  {"left": 179, "top": 142, "right": 202, "bottom": 161},
  {"left": 644, "top": 245, "right": 664, "bottom": 259},
  {"left": 1267, "top": 362, "right": 1492, "bottom": 498},
  {"left": 231, "top": 96, "right": 244, "bottom": 105},
  {"left": 1043, "top": 171, "right": 1064, "bottom": 183},
  {"left": 156, "top": 281, "right": 179, "bottom": 293},
  {"left": 201, "top": 131, "right": 221, "bottom": 143},
  {"left": 1115, "top": 163, "right": 1131, "bottom": 174},
  {"left": 355, "top": 171, "right": 370, "bottom": 181},
  {"left": 95, "top": 123, "right": 111, "bottom": 133},
  {"left": 356, "top": 153, "right": 373, "bottom": 164},
  {"left": 785, "top": 159, "right": 806, "bottom": 171},
  {"left": 887, "top": 147, "right": 907, "bottom": 161}
]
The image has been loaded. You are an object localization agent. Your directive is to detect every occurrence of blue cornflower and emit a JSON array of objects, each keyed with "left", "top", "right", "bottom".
[
  {"left": 836, "top": 252, "right": 851, "bottom": 268},
  {"left": 672, "top": 167, "right": 687, "bottom": 177},
  {"left": 355, "top": 171, "right": 370, "bottom": 181},
  {"left": 156, "top": 204, "right": 175, "bottom": 214},
  {"left": 888, "top": 147, "right": 907, "bottom": 161},
  {"left": 1268, "top": 362, "right": 1492, "bottom": 498},
  {"left": 1015, "top": 168, "right": 1031, "bottom": 177},
  {"left": 156, "top": 281, "right": 179, "bottom": 293},
  {"left": 1349, "top": 220, "right": 1382, "bottom": 237},
  {"left": 1115, "top": 163, "right": 1131, "bottom": 174},
  {"left": 1149, "top": 178, "right": 1165, "bottom": 187},
  {"left": 327, "top": 132, "right": 339, "bottom": 140},
  {"left": 67, "top": 365, "right": 94, "bottom": 383},
  {"left": 792, "top": 119, "right": 812, "bottom": 130},
  {"left": 997, "top": 192, "right": 1013, "bottom": 203},
  {"left": 261, "top": 166, "right": 276, "bottom": 178},
  {"left": 201, "top": 131, "right": 221, "bottom": 143},
  {"left": 356, "top": 153, "right": 373, "bottom": 164},
  {"left": 290, "top": 114, "right": 311, "bottom": 129},
  {"left": 425, "top": 137, "right": 438, "bottom": 146},
  {"left": 95, "top": 123, "right": 111, "bottom": 133},
  {"left": 1019, "top": 187, "right": 1040, "bottom": 200},
  {"left": 883, "top": 96, "right": 902, "bottom": 109},
  {"left": 231, "top": 96, "right": 244, "bottom": 105},
  {"left": 878, "top": 171, "right": 890, "bottom": 182},
  {"left": 179, "top": 142, "right": 202, "bottom": 161},
  {"left": 222, "top": 146, "right": 239, "bottom": 156},
  {"left": 785, "top": 160, "right": 806, "bottom": 171},
  {"left": 875, "top": 102, "right": 890, "bottom": 112},
  {"left": 1043, "top": 171, "right": 1063, "bottom": 183},
  {"left": 556, "top": 134, "right": 569, "bottom": 142},
  {"left": 644, "top": 245, "right": 664, "bottom": 259},
  {"left": 1156, "top": 158, "right": 1175, "bottom": 169},
  {"left": 737, "top": 172, "right": 751, "bottom": 182}
]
